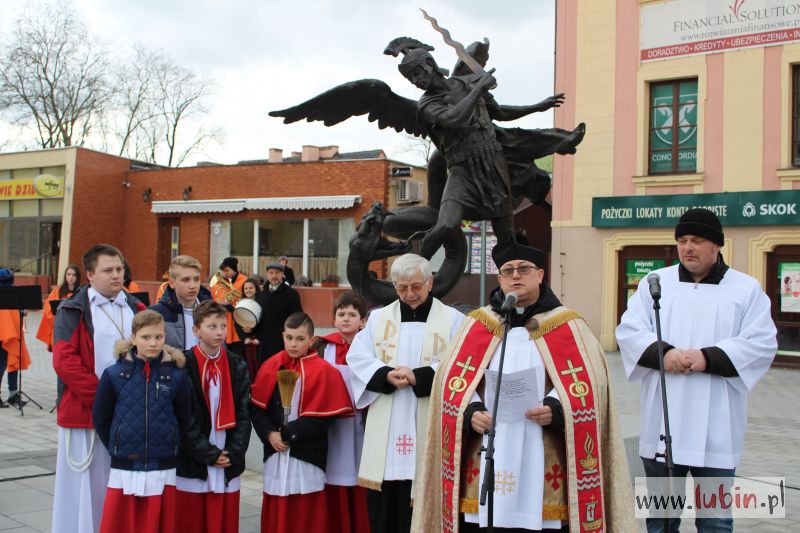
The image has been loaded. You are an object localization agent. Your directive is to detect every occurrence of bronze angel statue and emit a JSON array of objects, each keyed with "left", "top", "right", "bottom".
[{"left": 270, "top": 36, "right": 585, "bottom": 304}]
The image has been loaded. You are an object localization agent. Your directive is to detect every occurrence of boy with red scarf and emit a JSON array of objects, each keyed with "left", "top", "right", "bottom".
[
  {"left": 313, "top": 292, "right": 371, "bottom": 533},
  {"left": 251, "top": 312, "right": 354, "bottom": 533},
  {"left": 176, "top": 301, "right": 251, "bottom": 533}
]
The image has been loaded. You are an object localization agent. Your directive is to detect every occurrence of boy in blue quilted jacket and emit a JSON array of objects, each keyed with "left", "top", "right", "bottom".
[{"left": 93, "top": 310, "right": 193, "bottom": 533}]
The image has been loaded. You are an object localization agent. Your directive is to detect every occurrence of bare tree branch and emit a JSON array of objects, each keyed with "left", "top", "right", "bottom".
[
  {"left": 0, "top": 1, "right": 111, "bottom": 148},
  {"left": 0, "top": 2, "right": 221, "bottom": 166}
]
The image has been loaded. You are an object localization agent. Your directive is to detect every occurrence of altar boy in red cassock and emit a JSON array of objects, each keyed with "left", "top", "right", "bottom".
[
  {"left": 175, "top": 301, "right": 251, "bottom": 533},
  {"left": 313, "top": 292, "right": 371, "bottom": 533},
  {"left": 250, "top": 312, "right": 354, "bottom": 533}
]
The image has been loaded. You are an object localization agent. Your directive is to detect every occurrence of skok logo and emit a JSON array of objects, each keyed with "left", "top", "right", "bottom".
[{"left": 742, "top": 202, "right": 756, "bottom": 218}]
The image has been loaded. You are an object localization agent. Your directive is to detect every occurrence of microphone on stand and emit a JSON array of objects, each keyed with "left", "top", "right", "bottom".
[
  {"left": 500, "top": 292, "right": 518, "bottom": 313},
  {"left": 647, "top": 273, "right": 661, "bottom": 300}
]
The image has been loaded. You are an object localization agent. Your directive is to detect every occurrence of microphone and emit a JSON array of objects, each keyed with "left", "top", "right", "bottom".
[
  {"left": 647, "top": 273, "right": 661, "bottom": 300},
  {"left": 500, "top": 292, "right": 518, "bottom": 312}
]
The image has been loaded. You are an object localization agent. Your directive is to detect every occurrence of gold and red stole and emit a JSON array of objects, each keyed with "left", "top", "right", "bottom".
[{"left": 429, "top": 306, "right": 606, "bottom": 533}]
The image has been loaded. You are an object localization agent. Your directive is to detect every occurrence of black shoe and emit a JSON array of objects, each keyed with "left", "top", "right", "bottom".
[
  {"left": 0, "top": 398, "right": 9, "bottom": 408},
  {"left": 7, "top": 393, "right": 27, "bottom": 408}
]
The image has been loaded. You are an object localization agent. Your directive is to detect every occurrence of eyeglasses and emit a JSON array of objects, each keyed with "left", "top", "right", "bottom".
[
  {"left": 394, "top": 282, "right": 427, "bottom": 294},
  {"left": 498, "top": 265, "right": 538, "bottom": 278}
]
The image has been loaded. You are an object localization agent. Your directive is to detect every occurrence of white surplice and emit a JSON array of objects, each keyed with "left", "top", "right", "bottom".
[
  {"left": 617, "top": 264, "right": 777, "bottom": 468},
  {"left": 263, "top": 378, "right": 326, "bottom": 496},
  {"left": 322, "top": 343, "right": 364, "bottom": 486},
  {"left": 463, "top": 327, "right": 562, "bottom": 531},
  {"left": 53, "top": 289, "right": 133, "bottom": 533},
  {"left": 177, "top": 372, "right": 241, "bottom": 494},
  {"left": 347, "top": 305, "right": 464, "bottom": 480}
]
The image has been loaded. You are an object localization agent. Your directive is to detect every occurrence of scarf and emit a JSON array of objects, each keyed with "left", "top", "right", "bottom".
[
  {"left": 319, "top": 332, "right": 350, "bottom": 365},
  {"left": 193, "top": 345, "right": 237, "bottom": 430}
]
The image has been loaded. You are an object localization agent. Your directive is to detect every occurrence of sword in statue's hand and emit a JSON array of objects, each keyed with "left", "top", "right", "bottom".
[{"left": 419, "top": 8, "right": 497, "bottom": 89}]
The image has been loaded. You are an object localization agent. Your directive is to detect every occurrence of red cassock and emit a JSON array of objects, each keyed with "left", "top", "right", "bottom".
[
  {"left": 100, "top": 485, "right": 177, "bottom": 533},
  {"left": 176, "top": 491, "right": 240, "bottom": 533},
  {"left": 251, "top": 350, "right": 354, "bottom": 533}
]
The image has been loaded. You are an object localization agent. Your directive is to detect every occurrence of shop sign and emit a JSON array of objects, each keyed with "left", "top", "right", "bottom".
[
  {"left": 641, "top": 0, "right": 800, "bottom": 62},
  {"left": 0, "top": 174, "right": 65, "bottom": 200},
  {"left": 592, "top": 190, "right": 800, "bottom": 228},
  {"left": 626, "top": 259, "right": 665, "bottom": 277}
]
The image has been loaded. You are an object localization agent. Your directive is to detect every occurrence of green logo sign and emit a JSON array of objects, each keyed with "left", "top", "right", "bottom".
[
  {"left": 592, "top": 190, "right": 800, "bottom": 228},
  {"left": 626, "top": 259, "right": 665, "bottom": 276}
]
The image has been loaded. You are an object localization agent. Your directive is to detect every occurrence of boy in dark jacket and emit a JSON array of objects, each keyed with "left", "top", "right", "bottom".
[
  {"left": 93, "top": 310, "right": 192, "bottom": 533},
  {"left": 177, "top": 300, "right": 251, "bottom": 533},
  {"left": 250, "top": 312, "right": 353, "bottom": 533},
  {"left": 150, "top": 255, "right": 212, "bottom": 350}
]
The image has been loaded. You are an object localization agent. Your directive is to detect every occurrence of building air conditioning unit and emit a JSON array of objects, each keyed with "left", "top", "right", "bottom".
[{"left": 397, "top": 179, "right": 423, "bottom": 203}]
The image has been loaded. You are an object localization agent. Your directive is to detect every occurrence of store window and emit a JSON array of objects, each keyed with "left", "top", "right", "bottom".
[
  {"left": 649, "top": 79, "right": 698, "bottom": 174},
  {"left": 792, "top": 65, "right": 800, "bottom": 167},
  {"left": 220, "top": 217, "right": 356, "bottom": 283},
  {"left": 767, "top": 245, "right": 800, "bottom": 364},
  {"left": 0, "top": 167, "right": 65, "bottom": 277},
  {"left": 617, "top": 245, "right": 680, "bottom": 324}
]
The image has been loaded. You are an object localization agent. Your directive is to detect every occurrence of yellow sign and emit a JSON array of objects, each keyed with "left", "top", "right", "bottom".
[{"left": 0, "top": 175, "right": 64, "bottom": 200}]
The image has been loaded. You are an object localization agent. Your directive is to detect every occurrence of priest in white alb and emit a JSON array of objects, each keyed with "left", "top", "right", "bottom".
[
  {"left": 347, "top": 253, "right": 465, "bottom": 533},
  {"left": 412, "top": 235, "right": 632, "bottom": 533},
  {"left": 616, "top": 208, "right": 777, "bottom": 533}
]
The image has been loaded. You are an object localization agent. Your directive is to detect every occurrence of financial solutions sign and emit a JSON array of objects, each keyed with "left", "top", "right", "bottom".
[
  {"left": 592, "top": 190, "right": 800, "bottom": 228},
  {"left": 641, "top": 0, "right": 800, "bottom": 62}
]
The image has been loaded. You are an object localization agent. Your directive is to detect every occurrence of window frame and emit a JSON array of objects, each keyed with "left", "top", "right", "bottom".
[{"left": 648, "top": 78, "right": 698, "bottom": 175}]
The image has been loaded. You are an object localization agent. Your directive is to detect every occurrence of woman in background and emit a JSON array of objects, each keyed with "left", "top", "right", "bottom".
[{"left": 36, "top": 264, "right": 82, "bottom": 352}]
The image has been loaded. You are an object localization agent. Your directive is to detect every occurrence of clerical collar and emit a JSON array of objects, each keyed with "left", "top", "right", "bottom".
[
  {"left": 400, "top": 296, "right": 433, "bottom": 322},
  {"left": 678, "top": 255, "right": 728, "bottom": 285},
  {"left": 491, "top": 282, "right": 562, "bottom": 328}
]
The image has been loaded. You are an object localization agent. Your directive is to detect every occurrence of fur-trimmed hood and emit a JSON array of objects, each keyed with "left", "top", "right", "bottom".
[{"left": 113, "top": 339, "right": 186, "bottom": 368}]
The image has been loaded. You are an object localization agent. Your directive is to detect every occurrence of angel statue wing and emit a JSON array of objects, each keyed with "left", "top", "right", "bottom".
[{"left": 268, "top": 79, "right": 426, "bottom": 138}]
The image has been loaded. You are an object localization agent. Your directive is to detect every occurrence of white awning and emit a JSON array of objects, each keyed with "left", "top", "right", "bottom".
[
  {"left": 151, "top": 195, "right": 361, "bottom": 214},
  {"left": 245, "top": 195, "right": 361, "bottom": 210},
  {"left": 151, "top": 200, "right": 245, "bottom": 214}
]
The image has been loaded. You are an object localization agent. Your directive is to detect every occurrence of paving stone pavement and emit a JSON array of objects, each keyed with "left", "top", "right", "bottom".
[{"left": 0, "top": 311, "right": 796, "bottom": 531}]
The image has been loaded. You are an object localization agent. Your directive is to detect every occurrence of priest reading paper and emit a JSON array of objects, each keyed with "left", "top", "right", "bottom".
[
  {"left": 347, "top": 254, "right": 465, "bottom": 533},
  {"left": 616, "top": 208, "right": 777, "bottom": 533},
  {"left": 412, "top": 234, "right": 632, "bottom": 533}
]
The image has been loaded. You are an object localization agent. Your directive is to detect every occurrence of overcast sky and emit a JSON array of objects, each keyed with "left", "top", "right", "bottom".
[{"left": 0, "top": 0, "right": 558, "bottom": 167}]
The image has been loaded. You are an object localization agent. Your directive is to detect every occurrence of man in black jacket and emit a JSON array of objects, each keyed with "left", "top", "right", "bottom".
[{"left": 254, "top": 262, "right": 302, "bottom": 362}]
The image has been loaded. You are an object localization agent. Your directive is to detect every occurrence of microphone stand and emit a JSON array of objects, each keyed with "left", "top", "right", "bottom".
[
  {"left": 652, "top": 289, "right": 674, "bottom": 532},
  {"left": 479, "top": 302, "right": 513, "bottom": 533}
]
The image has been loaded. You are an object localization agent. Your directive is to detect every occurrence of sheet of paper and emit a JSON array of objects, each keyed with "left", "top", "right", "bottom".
[{"left": 484, "top": 367, "right": 541, "bottom": 423}]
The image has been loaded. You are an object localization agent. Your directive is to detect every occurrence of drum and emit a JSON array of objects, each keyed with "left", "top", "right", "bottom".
[{"left": 233, "top": 298, "right": 262, "bottom": 329}]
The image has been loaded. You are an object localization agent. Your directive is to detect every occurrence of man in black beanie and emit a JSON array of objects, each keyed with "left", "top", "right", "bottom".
[{"left": 617, "top": 208, "right": 777, "bottom": 532}]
